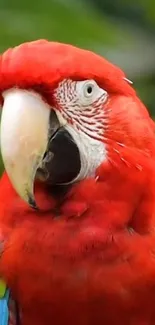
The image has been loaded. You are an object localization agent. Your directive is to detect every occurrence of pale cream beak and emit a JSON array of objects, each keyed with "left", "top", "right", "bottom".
[{"left": 0, "top": 89, "right": 51, "bottom": 208}]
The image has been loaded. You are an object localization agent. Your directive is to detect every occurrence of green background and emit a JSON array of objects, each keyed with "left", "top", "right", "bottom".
[{"left": 0, "top": 0, "right": 155, "bottom": 174}]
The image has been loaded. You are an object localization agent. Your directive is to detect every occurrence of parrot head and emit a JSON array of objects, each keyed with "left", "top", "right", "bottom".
[{"left": 0, "top": 40, "right": 154, "bottom": 209}]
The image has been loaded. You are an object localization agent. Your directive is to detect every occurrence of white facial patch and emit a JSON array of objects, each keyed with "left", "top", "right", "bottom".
[
  {"left": 54, "top": 79, "right": 108, "bottom": 181},
  {"left": 65, "top": 124, "right": 106, "bottom": 182},
  {"left": 54, "top": 79, "right": 108, "bottom": 140}
]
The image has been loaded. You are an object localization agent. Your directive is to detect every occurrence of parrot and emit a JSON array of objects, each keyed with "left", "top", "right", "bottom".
[{"left": 0, "top": 39, "right": 155, "bottom": 325}]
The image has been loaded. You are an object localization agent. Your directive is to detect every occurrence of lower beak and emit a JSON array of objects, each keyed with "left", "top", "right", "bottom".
[{"left": 0, "top": 89, "right": 80, "bottom": 208}]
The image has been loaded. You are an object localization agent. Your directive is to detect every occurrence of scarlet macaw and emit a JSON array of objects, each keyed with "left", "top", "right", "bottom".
[{"left": 0, "top": 40, "right": 155, "bottom": 325}]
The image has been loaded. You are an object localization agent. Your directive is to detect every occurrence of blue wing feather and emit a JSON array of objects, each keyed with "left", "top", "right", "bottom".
[{"left": 0, "top": 290, "right": 9, "bottom": 325}]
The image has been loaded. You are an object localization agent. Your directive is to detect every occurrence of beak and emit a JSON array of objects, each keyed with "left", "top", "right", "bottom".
[
  {"left": 0, "top": 89, "right": 81, "bottom": 209},
  {"left": 0, "top": 89, "right": 51, "bottom": 208}
]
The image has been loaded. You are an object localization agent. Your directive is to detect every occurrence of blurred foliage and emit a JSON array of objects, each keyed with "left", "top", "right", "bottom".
[{"left": 0, "top": 0, "right": 155, "bottom": 174}]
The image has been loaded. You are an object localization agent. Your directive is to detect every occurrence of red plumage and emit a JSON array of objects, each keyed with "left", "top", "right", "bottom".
[{"left": 0, "top": 40, "right": 155, "bottom": 324}]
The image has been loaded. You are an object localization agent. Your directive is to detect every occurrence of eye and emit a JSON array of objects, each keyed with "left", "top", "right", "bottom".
[
  {"left": 76, "top": 79, "right": 107, "bottom": 106},
  {"left": 83, "top": 82, "right": 95, "bottom": 97}
]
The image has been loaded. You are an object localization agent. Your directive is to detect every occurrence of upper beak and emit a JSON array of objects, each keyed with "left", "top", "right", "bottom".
[{"left": 0, "top": 89, "right": 51, "bottom": 208}]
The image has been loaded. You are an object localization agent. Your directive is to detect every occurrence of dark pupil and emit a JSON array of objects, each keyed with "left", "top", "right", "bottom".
[{"left": 87, "top": 86, "right": 93, "bottom": 94}]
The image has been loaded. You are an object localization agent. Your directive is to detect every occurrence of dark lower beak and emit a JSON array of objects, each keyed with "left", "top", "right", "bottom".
[
  {"left": 35, "top": 111, "right": 81, "bottom": 206},
  {"left": 37, "top": 111, "right": 81, "bottom": 186}
]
